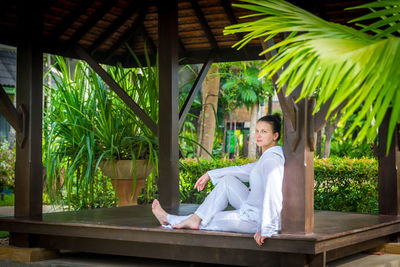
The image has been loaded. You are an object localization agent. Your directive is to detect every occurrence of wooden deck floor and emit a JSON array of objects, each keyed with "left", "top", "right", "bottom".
[{"left": 0, "top": 205, "right": 399, "bottom": 266}]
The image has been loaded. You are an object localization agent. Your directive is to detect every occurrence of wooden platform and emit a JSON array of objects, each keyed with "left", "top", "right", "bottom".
[{"left": 0, "top": 205, "right": 400, "bottom": 266}]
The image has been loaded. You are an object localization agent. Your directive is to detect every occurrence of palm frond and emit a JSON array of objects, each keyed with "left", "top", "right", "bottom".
[{"left": 224, "top": 0, "right": 400, "bottom": 148}]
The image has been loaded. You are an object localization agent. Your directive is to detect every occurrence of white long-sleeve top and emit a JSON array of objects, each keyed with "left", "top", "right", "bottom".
[{"left": 207, "top": 146, "right": 285, "bottom": 237}]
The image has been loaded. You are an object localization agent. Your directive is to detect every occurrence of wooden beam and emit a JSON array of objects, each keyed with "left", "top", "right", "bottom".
[
  {"left": 89, "top": 1, "right": 141, "bottom": 54},
  {"left": 178, "top": 53, "right": 213, "bottom": 128},
  {"left": 0, "top": 84, "right": 21, "bottom": 132},
  {"left": 105, "top": 4, "right": 148, "bottom": 62},
  {"left": 178, "top": 38, "right": 186, "bottom": 56},
  {"left": 66, "top": 0, "right": 119, "bottom": 48},
  {"left": 378, "top": 110, "right": 400, "bottom": 215},
  {"left": 220, "top": 0, "right": 249, "bottom": 56},
  {"left": 189, "top": 0, "right": 219, "bottom": 50},
  {"left": 11, "top": 0, "right": 44, "bottom": 248},
  {"left": 48, "top": 0, "right": 96, "bottom": 41},
  {"left": 157, "top": 0, "right": 180, "bottom": 212},
  {"left": 75, "top": 46, "right": 158, "bottom": 136},
  {"left": 0, "top": 0, "right": 13, "bottom": 23},
  {"left": 140, "top": 25, "right": 157, "bottom": 56}
]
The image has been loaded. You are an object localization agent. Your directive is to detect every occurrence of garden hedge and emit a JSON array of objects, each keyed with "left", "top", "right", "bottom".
[{"left": 178, "top": 157, "right": 378, "bottom": 213}]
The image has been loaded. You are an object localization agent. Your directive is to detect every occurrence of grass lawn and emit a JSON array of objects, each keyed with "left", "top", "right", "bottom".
[
  {"left": 0, "top": 193, "right": 14, "bottom": 206},
  {"left": 0, "top": 231, "right": 8, "bottom": 238}
]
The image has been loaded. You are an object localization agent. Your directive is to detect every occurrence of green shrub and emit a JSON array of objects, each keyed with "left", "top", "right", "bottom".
[
  {"left": 0, "top": 140, "right": 15, "bottom": 190},
  {"left": 155, "top": 157, "right": 378, "bottom": 213},
  {"left": 0, "top": 193, "right": 14, "bottom": 206},
  {"left": 0, "top": 231, "right": 9, "bottom": 238},
  {"left": 314, "top": 157, "right": 378, "bottom": 213}
]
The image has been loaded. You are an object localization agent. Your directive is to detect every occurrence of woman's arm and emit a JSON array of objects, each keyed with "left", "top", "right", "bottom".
[{"left": 207, "top": 162, "right": 257, "bottom": 185}]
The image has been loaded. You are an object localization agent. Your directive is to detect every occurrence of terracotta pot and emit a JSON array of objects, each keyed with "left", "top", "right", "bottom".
[{"left": 100, "top": 160, "right": 152, "bottom": 206}]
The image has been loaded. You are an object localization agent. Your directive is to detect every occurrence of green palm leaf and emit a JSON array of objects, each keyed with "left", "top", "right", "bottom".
[{"left": 224, "top": 0, "right": 400, "bottom": 149}]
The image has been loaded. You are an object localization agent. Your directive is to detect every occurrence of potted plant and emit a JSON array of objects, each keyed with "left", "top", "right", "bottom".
[
  {"left": 44, "top": 48, "right": 159, "bottom": 208},
  {"left": 96, "top": 50, "right": 159, "bottom": 206}
]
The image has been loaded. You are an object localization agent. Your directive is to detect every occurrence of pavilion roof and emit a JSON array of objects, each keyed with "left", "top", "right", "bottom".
[{"left": 0, "top": 0, "right": 370, "bottom": 66}]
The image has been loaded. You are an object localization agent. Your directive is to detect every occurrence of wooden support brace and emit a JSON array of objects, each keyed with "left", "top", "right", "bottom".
[
  {"left": 189, "top": 0, "right": 219, "bottom": 51},
  {"left": 178, "top": 52, "right": 213, "bottom": 129},
  {"left": 75, "top": 46, "right": 158, "bottom": 136},
  {"left": 0, "top": 84, "right": 21, "bottom": 133}
]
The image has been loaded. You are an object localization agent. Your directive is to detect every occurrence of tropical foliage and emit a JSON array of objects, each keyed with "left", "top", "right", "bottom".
[
  {"left": 44, "top": 53, "right": 159, "bottom": 209},
  {"left": 225, "top": 0, "right": 400, "bottom": 149},
  {"left": 219, "top": 61, "right": 274, "bottom": 111}
]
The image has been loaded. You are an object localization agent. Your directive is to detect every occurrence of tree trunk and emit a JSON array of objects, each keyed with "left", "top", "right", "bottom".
[
  {"left": 316, "top": 130, "right": 322, "bottom": 158},
  {"left": 268, "top": 96, "right": 272, "bottom": 115},
  {"left": 197, "top": 65, "right": 220, "bottom": 158},
  {"left": 242, "top": 130, "right": 248, "bottom": 157},
  {"left": 227, "top": 113, "right": 232, "bottom": 158},
  {"left": 248, "top": 103, "right": 259, "bottom": 159},
  {"left": 233, "top": 120, "right": 237, "bottom": 158},
  {"left": 222, "top": 121, "right": 227, "bottom": 157},
  {"left": 323, "top": 123, "right": 333, "bottom": 158},
  {"left": 323, "top": 114, "right": 342, "bottom": 158}
]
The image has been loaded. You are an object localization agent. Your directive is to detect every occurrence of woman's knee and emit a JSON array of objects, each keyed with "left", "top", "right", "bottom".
[
  {"left": 219, "top": 176, "right": 247, "bottom": 193},
  {"left": 220, "top": 176, "right": 241, "bottom": 187}
]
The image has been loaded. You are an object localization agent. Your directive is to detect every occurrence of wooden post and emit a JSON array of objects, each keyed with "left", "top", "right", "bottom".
[
  {"left": 378, "top": 111, "right": 400, "bottom": 215},
  {"left": 261, "top": 38, "right": 315, "bottom": 234},
  {"left": 10, "top": 0, "right": 43, "bottom": 247},
  {"left": 280, "top": 98, "right": 315, "bottom": 234},
  {"left": 157, "top": 0, "right": 179, "bottom": 212}
]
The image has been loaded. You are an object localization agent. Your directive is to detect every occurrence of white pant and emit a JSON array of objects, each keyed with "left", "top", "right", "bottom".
[{"left": 167, "top": 176, "right": 258, "bottom": 234}]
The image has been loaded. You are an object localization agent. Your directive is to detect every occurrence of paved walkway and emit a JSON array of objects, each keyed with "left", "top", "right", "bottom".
[
  {"left": 330, "top": 253, "right": 400, "bottom": 266},
  {"left": 0, "top": 251, "right": 400, "bottom": 266}
]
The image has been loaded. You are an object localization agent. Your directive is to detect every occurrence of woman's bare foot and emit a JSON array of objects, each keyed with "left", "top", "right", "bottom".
[
  {"left": 152, "top": 199, "right": 169, "bottom": 225},
  {"left": 172, "top": 214, "right": 201, "bottom": 230}
]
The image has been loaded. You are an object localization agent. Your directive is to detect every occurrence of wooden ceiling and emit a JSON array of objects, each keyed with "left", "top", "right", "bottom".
[{"left": 0, "top": 0, "right": 371, "bottom": 66}]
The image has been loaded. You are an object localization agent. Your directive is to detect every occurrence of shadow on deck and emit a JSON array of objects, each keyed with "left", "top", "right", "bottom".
[{"left": 0, "top": 205, "right": 399, "bottom": 266}]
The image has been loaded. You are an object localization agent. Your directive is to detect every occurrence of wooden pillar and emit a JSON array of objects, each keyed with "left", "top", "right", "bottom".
[
  {"left": 260, "top": 39, "right": 315, "bottom": 235},
  {"left": 10, "top": 0, "right": 43, "bottom": 247},
  {"left": 157, "top": 0, "right": 179, "bottom": 212},
  {"left": 281, "top": 98, "right": 314, "bottom": 234},
  {"left": 378, "top": 111, "right": 400, "bottom": 215}
]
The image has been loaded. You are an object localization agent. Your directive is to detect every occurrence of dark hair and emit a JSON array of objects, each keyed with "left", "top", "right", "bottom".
[{"left": 257, "top": 114, "right": 282, "bottom": 141}]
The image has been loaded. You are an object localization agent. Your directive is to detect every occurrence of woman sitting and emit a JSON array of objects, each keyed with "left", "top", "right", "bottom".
[{"left": 152, "top": 114, "right": 285, "bottom": 246}]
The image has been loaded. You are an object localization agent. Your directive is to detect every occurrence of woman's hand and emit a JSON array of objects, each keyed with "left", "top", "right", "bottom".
[
  {"left": 254, "top": 231, "right": 267, "bottom": 246},
  {"left": 194, "top": 173, "right": 210, "bottom": 192}
]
